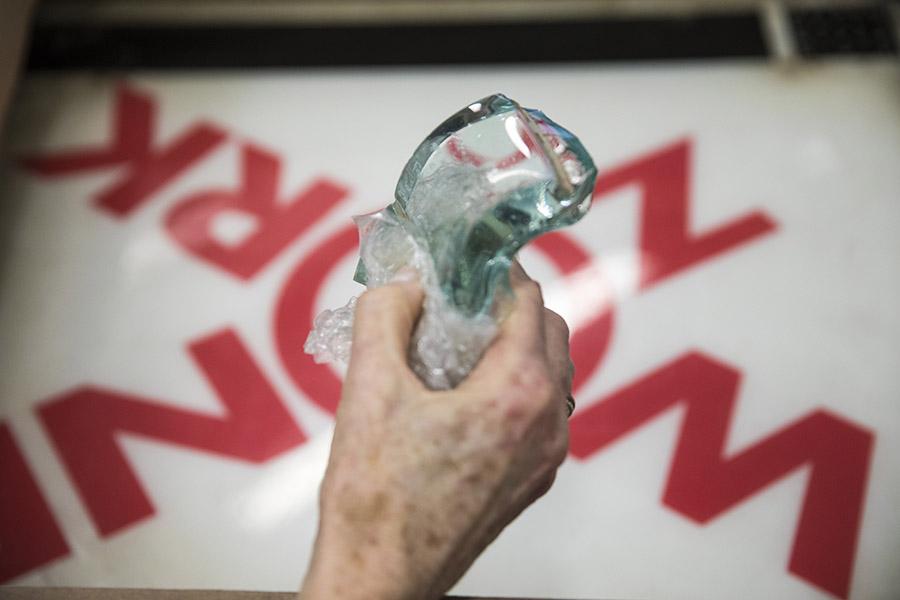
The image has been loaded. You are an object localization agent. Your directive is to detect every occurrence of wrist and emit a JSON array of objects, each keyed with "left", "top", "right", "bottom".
[{"left": 300, "top": 515, "right": 417, "bottom": 600}]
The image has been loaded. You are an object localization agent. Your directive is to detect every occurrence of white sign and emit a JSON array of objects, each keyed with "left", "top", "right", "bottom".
[{"left": 1, "top": 60, "right": 899, "bottom": 599}]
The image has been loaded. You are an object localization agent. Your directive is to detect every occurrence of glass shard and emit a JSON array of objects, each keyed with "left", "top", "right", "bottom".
[{"left": 305, "top": 93, "right": 597, "bottom": 389}]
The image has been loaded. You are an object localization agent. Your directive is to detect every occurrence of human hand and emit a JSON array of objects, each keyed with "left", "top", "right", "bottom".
[{"left": 299, "top": 263, "right": 573, "bottom": 600}]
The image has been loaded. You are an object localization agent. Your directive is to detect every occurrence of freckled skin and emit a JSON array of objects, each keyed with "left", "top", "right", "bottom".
[{"left": 300, "top": 263, "right": 571, "bottom": 600}]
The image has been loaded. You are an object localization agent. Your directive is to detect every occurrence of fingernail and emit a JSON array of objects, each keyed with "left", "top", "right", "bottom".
[{"left": 390, "top": 267, "right": 419, "bottom": 283}]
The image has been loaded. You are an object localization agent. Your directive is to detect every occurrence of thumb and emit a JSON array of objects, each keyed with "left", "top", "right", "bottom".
[{"left": 350, "top": 269, "right": 424, "bottom": 370}]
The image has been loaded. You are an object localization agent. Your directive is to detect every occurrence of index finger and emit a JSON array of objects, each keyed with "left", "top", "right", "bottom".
[{"left": 348, "top": 275, "right": 424, "bottom": 374}]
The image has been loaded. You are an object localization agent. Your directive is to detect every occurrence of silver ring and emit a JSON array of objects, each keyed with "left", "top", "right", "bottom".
[{"left": 565, "top": 394, "right": 576, "bottom": 418}]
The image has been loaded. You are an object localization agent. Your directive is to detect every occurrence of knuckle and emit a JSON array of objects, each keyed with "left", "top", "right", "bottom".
[
  {"left": 495, "top": 359, "right": 555, "bottom": 422},
  {"left": 518, "top": 280, "right": 544, "bottom": 304},
  {"left": 359, "top": 284, "right": 422, "bottom": 325},
  {"left": 544, "top": 308, "right": 570, "bottom": 338},
  {"left": 356, "top": 286, "right": 401, "bottom": 317},
  {"left": 515, "top": 361, "right": 556, "bottom": 412},
  {"left": 354, "top": 290, "right": 377, "bottom": 317},
  {"left": 512, "top": 356, "right": 553, "bottom": 395}
]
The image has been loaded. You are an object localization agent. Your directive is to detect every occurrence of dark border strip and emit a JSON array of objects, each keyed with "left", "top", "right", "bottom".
[
  {"left": 791, "top": 5, "right": 897, "bottom": 56},
  {"left": 26, "top": 14, "right": 766, "bottom": 70}
]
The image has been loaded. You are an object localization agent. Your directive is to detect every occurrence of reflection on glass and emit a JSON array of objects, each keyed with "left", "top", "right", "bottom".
[
  {"left": 357, "top": 93, "right": 597, "bottom": 317},
  {"left": 308, "top": 94, "right": 597, "bottom": 389}
]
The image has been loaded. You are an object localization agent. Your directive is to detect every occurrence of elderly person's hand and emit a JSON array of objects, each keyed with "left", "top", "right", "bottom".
[{"left": 299, "top": 263, "right": 573, "bottom": 600}]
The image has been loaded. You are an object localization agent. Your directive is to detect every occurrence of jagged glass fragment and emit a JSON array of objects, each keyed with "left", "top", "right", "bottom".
[{"left": 304, "top": 93, "right": 596, "bottom": 389}]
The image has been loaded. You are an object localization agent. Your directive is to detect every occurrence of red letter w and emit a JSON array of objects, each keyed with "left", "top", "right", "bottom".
[{"left": 570, "top": 352, "right": 873, "bottom": 599}]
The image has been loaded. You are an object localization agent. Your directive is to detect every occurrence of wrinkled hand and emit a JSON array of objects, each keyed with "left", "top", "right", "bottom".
[{"left": 300, "top": 263, "right": 573, "bottom": 600}]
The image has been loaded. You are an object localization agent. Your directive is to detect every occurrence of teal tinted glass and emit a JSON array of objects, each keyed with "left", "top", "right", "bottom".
[{"left": 356, "top": 93, "right": 597, "bottom": 316}]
